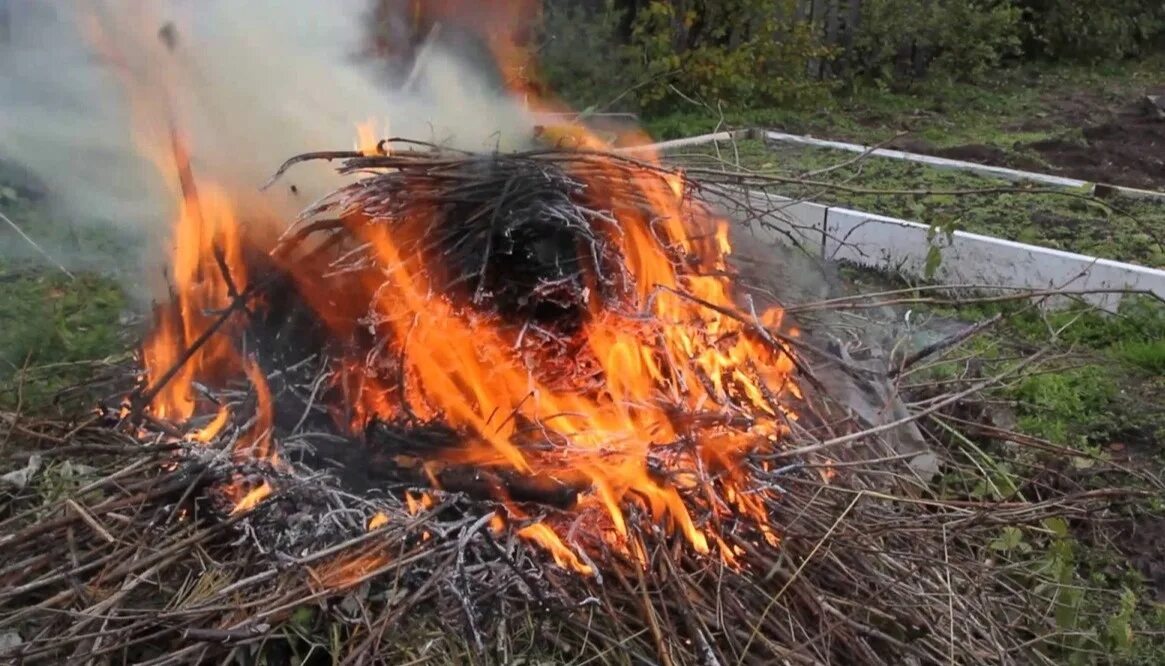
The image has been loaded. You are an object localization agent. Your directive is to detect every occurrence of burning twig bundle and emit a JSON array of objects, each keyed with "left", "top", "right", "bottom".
[
  {"left": 293, "top": 146, "right": 637, "bottom": 323},
  {"left": 142, "top": 140, "right": 809, "bottom": 567},
  {"left": 0, "top": 141, "right": 1153, "bottom": 665}
]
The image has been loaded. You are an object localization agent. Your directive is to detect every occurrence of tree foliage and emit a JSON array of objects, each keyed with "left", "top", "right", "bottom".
[
  {"left": 532, "top": 0, "right": 1165, "bottom": 113},
  {"left": 540, "top": 0, "right": 829, "bottom": 115},
  {"left": 1018, "top": 0, "right": 1165, "bottom": 61}
]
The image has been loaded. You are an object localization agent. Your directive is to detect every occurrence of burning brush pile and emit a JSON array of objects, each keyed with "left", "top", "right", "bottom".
[
  {"left": 0, "top": 137, "right": 1149, "bottom": 665},
  {"left": 136, "top": 139, "right": 807, "bottom": 571}
]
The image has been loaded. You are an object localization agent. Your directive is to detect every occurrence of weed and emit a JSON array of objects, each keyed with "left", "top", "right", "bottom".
[{"left": 1012, "top": 367, "right": 1118, "bottom": 447}]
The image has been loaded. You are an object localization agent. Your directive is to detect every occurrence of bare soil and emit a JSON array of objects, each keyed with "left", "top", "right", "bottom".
[
  {"left": 894, "top": 89, "right": 1165, "bottom": 191},
  {"left": 1119, "top": 515, "right": 1165, "bottom": 602}
]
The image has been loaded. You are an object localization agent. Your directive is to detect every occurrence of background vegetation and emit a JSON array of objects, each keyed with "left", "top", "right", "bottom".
[{"left": 537, "top": 0, "right": 1165, "bottom": 115}]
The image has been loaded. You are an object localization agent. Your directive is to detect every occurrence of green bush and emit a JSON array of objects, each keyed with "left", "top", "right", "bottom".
[
  {"left": 1020, "top": 0, "right": 1165, "bottom": 61},
  {"left": 540, "top": 0, "right": 830, "bottom": 115},
  {"left": 538, "top": 1, "right": 636, "bottom": 111},
  {"left": 536, "top": 0, "right": 1164, "bottom": 117},
  {"left": 628, "top": 0, "right": 831, "bottom": 112},
  {"left": 849, "top": 0, "right": 1023, "bottom": 82}
]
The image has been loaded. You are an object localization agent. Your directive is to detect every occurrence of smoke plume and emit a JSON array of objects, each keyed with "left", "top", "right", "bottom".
[{"left": 0, "top": 0, "right": 533, "bottom": 286}]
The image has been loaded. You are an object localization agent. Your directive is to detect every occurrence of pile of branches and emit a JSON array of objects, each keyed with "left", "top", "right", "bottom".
[
  {"left": 269, "top": 141, "right": 671, "bottom": 327},
  {"left": 2, "top": 400, "right": 1149, "bottom": 666},
  {"left": 1, "top": 143, "right": 1157, "bottom": 664}
]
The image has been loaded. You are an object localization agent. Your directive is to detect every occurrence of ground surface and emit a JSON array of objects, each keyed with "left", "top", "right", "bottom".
[
  {"left": 2, "top": 58, "right": 1164, "bottom": 662},
  {"left": 0, "top": 161, "right": 132, "bottom": 408},
  {"left": 832, "top": 265, "right": 1165, "bottom": 659},
  {"left": 649, "top": 55, "right": 1165, "bottom": 192},
  {"left": 669, "top": 138, "right": 1165, "bottom": 267},
  {"left": 889, "top": 88, "right": 1165, "bottom": 192}
]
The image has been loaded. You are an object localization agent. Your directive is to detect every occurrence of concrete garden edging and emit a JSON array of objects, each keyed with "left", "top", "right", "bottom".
[{"left": 619, "top": 131, "right": 1165, "bottom": 310}]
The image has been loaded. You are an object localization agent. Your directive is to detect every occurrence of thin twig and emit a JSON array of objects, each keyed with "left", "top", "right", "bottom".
[{"left": 0, "top": 208, "right": 75, "bottom": 279}]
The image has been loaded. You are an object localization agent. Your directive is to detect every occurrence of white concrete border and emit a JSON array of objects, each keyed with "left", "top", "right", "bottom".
[
  {"left": 732, "top": 189, "right": 1165, "bottom": 310},
  {"left": 764, "top": 130, "right": 1165, "bottom": 202},
  {"left": 821, "top": 206, "right": 1165, "bottom": 311},
  {"left": 617, "top": 131, "right": 740, "bottom": 154},
  {"left": 618, "top": 131, "right": 1165, "bottom": 310}
]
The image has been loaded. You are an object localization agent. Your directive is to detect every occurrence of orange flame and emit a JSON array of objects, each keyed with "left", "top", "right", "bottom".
[
  {"left": 367, "top": 512, "right": 389, "bottom": 530},
  {"left": 190, "top": 406, "right": 231, "bottom": 443},
  {"left": 341, "top": 157, "right": 799, "bottom": 560},
  {"left": 356, "top": 118, "right": 386, "bottom": 156},
  {"left": 229, "top": 481, "right": 273, "bottom": 516},
  {"left": 141, "top": 179, "right": 249, "bottom": 422},
  {"left": 240, "top": 360, "right": 275, "bottom": 462},
  {"left": 517, "top": 522, "right": 593, "bottom": 576},
  {"left": 104, "top": 1, "right": 803, "bottom": 574}
]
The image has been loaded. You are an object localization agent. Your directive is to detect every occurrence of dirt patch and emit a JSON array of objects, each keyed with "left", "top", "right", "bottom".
[
  {"left": 931, "top": 143, "right": 1049, "bottom": 172},
  {"left": 1109, "top": 514, "right": 1165, "bottom": 603},
  {"left": 885, "top": 137, "right": 1057, "bottom": 178},
  {"left": 889, "top": 91, "right": 1165, "bottom": 191},
  {"left": 1027, "top": 113, "right": 1165, "bottom": 191}
]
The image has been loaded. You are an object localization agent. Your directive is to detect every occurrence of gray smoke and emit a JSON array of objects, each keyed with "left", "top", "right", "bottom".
[{"left": 0, "top": 0, "right": 534, "bottom": 289}]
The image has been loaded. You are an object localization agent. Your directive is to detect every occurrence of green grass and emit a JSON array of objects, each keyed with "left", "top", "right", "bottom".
[
  {"left": 0, "top": 269, "right": 130, "bottom": 408},
  {"left": 853, "top": 264, "right": 1165, "bottom": 456},
  {"left": 1, "top": 163, "right": 132, "bottom": 409},
  {"left": 644, "top": 54, "right": 1165, "bottom": 152},
  {"left": 669, "top": 138, "right": 1165, "bottom": 267},
  {"left": 880, "top": 287, "right": 1165, "bottom": 663}
]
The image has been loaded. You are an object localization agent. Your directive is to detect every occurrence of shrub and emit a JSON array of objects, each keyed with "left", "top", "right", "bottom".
[
  {"left": 628, "top": 0, "right": 832, "bottom": 112},
  {"left": 538, "top": 1, "right": 637, "bottom": 111},
  {"left": 1019, "top": 0, "right": 1165, "bottom": 61},
  {"left": 539, "top": 0, "right": 830, "bottom": 115},
  {"left": 533, "top": 0, "right": 1165, "bottom": 118},
  {"left": 848, "top": 0, "right": 1023, "bottom": 83}
]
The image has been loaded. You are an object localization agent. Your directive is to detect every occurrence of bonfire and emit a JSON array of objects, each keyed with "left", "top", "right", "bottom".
[
  {"left": 0, "top": 7, "right": 1155, "bottom": 666},
  {"left": 0, "top": 132, "right": 1130, "bottom": 664}
]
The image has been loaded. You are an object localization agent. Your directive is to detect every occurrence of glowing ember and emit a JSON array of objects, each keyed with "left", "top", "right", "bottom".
[
  {"left": 310, "top": 547, "right": 390, "bottom": 592},
  {"left": 404, "top": 491, "right": 433, "bottom": 516}
]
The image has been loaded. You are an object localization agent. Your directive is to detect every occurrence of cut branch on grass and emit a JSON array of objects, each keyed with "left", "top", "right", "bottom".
[
  {"left": 0, "top": 208, "right": 75, "bottom": 280},
  {"left": 890, "top": 312, "right": 1003, "bottom": 378}
]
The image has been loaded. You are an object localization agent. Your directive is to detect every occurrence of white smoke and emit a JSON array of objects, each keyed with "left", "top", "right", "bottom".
[{"left": 0, "top": 0, "right": 534, "bottom": 285}]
